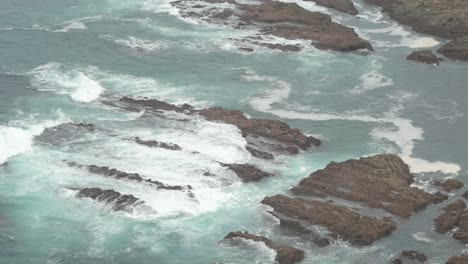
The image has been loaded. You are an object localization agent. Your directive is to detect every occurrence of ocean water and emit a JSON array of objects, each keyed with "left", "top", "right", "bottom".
[{"left": 1, "top": 0, "right": 468, "bottom": 263}]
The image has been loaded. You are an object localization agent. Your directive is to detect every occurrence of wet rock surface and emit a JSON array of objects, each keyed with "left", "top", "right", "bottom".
[
  {"left": 434, "top": 179, "right": 465, "bottom": 193},
  {"left": 67, "top": 162, "right": 190, "bottom": 192},
  {"left": 305, "top": 0, "right": 358, "bottom": 15},
  {"left": 407, "top": 50, "right": 442, "bottom": 65},
  {"left": 134, "top": 137, "right": 182, "bottom": 151},
  {"left": 446, "top": 255, "right": 468, "bottom": 264},
  {"left": 76, "top": 188, "right": 143, "bottom": 211},
  {"left": 363, "top": 0, "right": 468, "bottom": 61},
  {"left": 437, "top": 37, "right": 468, "bottom": 61},
  {"left": 392, "top": 250, "right": 428, "bottom": 263},
  {"left": 262, "top": 195, "right": 396, "bottom": 246},
  {"left": 239, "top": 1, "right": 373, "bottom": 52},
  {"left": 291, "top": 154, "right": 445, "bottom": 218},
  {"left": 222, "top": 163, "right": 272, "bottom": 182},
  {"left": 434, "top": 200, "right": 468, "bottom": 244},
  {"left": 223, "top": 231, "right": 305, "bottom": 264},
  {"left": 104, "top": 97, "right": 320, "bottom": 159}
]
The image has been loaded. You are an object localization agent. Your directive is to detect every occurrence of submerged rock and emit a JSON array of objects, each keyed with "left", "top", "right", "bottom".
[
  {"left": 407, "top": 50, "right": 442, "bottom": 65},
  {"left": 262, "top": 195, "right": 396, "bottom": 246},
  {"left": 304, "top": 0, "right": 358, "bottom": 15},
  {"left": 223, "top": 164, "right": 272, "bottom": 182},
  {"left": 434, "top": 200, "right": 468, "bottom": 244},
  {"left": 446, "top": 255, "right": 468, "bottom": 264},
  {"left": 239, "top": 2, "right": 373, "bottom": 52},
  {"left": 223, "top": 231, "right": 305, "bottom": 264},
  {"left": 291, "top": 154, "right": 444, "bottom": 218},
  {"left": 134, "top": 137, "right": 182, "bottom": 151},
  {"left": 77, "top": 188, "right": 143, "bottom": 211},
  {"left": 400, "top": 250, "right": 428, "bottom": 263}
]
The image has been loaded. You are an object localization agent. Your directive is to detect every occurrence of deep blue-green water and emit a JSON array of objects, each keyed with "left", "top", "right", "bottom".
[{"left": 1, "top": 0, "right": 468, "bottom": 263}]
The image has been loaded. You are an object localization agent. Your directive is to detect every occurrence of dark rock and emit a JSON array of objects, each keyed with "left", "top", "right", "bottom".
[
  {"left": 437, "top": 179, "right": 465, "bottom": 193},
  {"left": 262, "top": 195, "right": 397, "bottom": 246},
  {"left": 257, "top": 42, "right": 302, "bottom": 52},
  {"left": 363, "top": 0, "right": 468, "bottom": 39},
  {"left": 223, "top": 164, "right": 272, "bottom": 182},
  {"left": 238, "top": 2, "right": 372, "bottom": 52},
  {"left": 223, "top": 231, "right": 305, "bottom": 264},
  {"left": 211, "top": 8, "right": 234, "bottom": 19},
  {"left": 434, "top": 200, "right": 468, "bottom": 244},
  {"left": 246, "top": 146, "right": 275, "bottom": 160},
  {"left": 135, "top": 137, "right": 182, "bottom": 151},
  {"left": 401, "top": 250, "right": 428, "bottom": 262},
  {"left": 392, "top": 259, "right": 403, "bottom": 264},
  {"left": 239, "top": 47, "right": 254, "bottom": 52},
  {"left": 446, "top": 255, "right": 468, "bottom": 264},
  {"left": 291, "top": 154, "right": 443, "bottom": 218},
  {"left": 304, "top": 0, "right": 358, "bottom": 15},
  {"left": 77, "top": 188, "right": 143, "bottom": 211},
  {"left": 438, "top": 37, "right": 468, "bottom": 61},
  {"left": 407, "top": 50, "right": 442, "bottom": 65},
  {"left": 118, "top": 96, "right": 194, "bottom": 113},
  {"left": 463, "top": 191, "right": 468, "bottom": 199}
]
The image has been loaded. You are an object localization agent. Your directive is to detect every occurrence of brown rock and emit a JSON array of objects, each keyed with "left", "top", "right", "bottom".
[
  {"left": 291, "top": 154, "right": 443, "bottom": 218},
  {"left": 223, "top": 231, "right": 305, "bottom": 264},
  {"left": 438, "top": 37, "right": 468, "bottom": 61},
  {"left": 407, "top": 50, "right": 442, "bottom": 65},
  {"left": 463, "top": 191, "right": 468, "bottom": 199},
  {"left": 439, "top": 179, "right": 465, "bottom": 193},
  {"left": 262, "top": 195, "right": 397, "bottom": 246},
  {"left": 223, "top": 164, "right": 272, "bottom": 182},
  {"left": 304, "top": 0, "right": 358, "bottom": 15},
  {"left": 238, "top": 1, "right": 372, "bottom": 52},
  {"left": 434, "top": 200, "right": 468, "bottom": 244},
  {"left": 446, "top": 255, "right": 468, "bottom": 264},
  {"left": 401, "top": 250, "right": 428, "bottom": 262},
  {"left": 77, "top": 188, "right": 143, "bottom": 211},
  {"left": 363, "top": 0, "right": 468, "bottom": 39},
  {"left": 134, "top": 137, "right": 182, "bottom": 151}
]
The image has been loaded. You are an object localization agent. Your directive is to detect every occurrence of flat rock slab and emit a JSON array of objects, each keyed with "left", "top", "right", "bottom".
[
  {"left": 291, "top": 154, "right": 446, "bottom": 218},
  {"left": 239, "top": 1, "right": 373, "bottom": 52},
  {"left": 437, "top": 37, "right": 468, "bottom": 61},
  {"left": 446, "top": 255, "right": 468, "bottom": 264},
  {"left": 223, "top": 231, "right": 304, "bottom": 264},
  {"left": 262, "top": 195, "right": 397, "bottom": 246}
]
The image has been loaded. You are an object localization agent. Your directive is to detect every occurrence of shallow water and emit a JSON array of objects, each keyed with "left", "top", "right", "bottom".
[{"left": 1, "top": 0, "right": 468, "bottom": 263}]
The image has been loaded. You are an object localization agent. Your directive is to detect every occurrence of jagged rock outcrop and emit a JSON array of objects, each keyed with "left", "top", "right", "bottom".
[
  {"left": 103, "top": 97, "right": 320, "bottom": 158},
  {"left": 222, "top": 164, "right": 272, "bottom": 182},
  {"left": 446, "top": 255, "right": 468, "bottom": 264},
  {"left": 76, "top": 188, "right": 143, "bottom": 211},
  {"left": 223, "top": 231, "right": 305, "bottom": 264},
  {"left": 239, "top": 2, "right": 373, "bottom": 52},
  {"left": 291, "top": 154, "right": 447, "bottom": 218},
  {"left": 434, "top": 200, "right": 468, "bottom": 244},
  {"left": 437, "top": 37, "right": 468, "bottom": 61},
  {"left": 363, "top": 0, "right": 468, "bottom": 61},
  {"left": 304, "top": 0, "right": 358, "bottom": 15},
  {"left": 406, "top": 50, "right": 442, "bottom": 65},
  {"left": 262, "top": 195, "right": 397, "bottom": 246},
  {"left": 392, "top": 250, "right": 428, "bottom": 263},
  {"left": 134, "top": 137, "right": 182, "bottom": 151},
  {"left": 67, "top": 162, "right": 190, "bottom": 192}
]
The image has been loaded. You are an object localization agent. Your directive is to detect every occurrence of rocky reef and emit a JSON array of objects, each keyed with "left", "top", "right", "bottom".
[
  {"left": 434, "top": 200, "right": 468, "bottom": 244},
  {"left": 407, "top": 50, "right": 442, "bottom": 65},
  {"left": 304, "top": 0, "right": 358, "bottom": 15},
  {"left": 446, "top": 255, "right": 468, "bottom": 264},
  {"left": 364, "top": 0, "right": 468, "bottom": 61},
  {"left": 76, "top": 188, "right": 143, "bottom": 211},
  {"left": 392, "top": 250, "right": 428, "bottom": 263},
  {"left": 223, "top": 231, "right": 304, "bottom": 264}
]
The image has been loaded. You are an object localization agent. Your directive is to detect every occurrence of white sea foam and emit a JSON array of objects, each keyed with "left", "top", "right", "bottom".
[
  {"left": 30, "top": 62, "right": 104, "bottom": 103},
  {"left": 411, "top": 232, "right": 433, "bottom": 243},
  {"left": 247, "top": 73, "right": 461, "bottom": 175},
  {"left": 362, "top": 24, "right": 439, "bottom": 48},
  {"left": 100, "top": 35, "right": 169, "bottom": 53},
  {"left": 351, "top": 70, "right": 394, "bottom": 94}
]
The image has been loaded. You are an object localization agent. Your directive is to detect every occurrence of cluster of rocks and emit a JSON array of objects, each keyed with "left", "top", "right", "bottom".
[
  {"left": 434, "top": 200, "right": 468, "bottom": 244},
  {"left": 364, "top": 0, "right": 468, "bottom": 61},
  {"left": 433, "top": 179, "right": 465, "bottom": 193},
  {"left": 260, "top": 155, "right": 448, "bottom": 246},
  {"left": 391, "top": 250, "right": 428, "bottom": 264},
  {"left": 76, "top": 188, "right": 143, "bottom": 211},
  {"left": 223, "top": 231, "right": 304, "bottom": 264},
  {"left": 171, "top": 0, "right": 372, "bottom": 52}
]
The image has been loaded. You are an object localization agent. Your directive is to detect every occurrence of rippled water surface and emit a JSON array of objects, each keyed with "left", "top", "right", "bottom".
[{"left": 1, "top": 0, "right": 468, "bottom": 263}]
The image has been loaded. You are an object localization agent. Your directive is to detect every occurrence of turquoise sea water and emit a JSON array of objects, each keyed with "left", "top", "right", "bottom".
[{"left": 1, "top": 0, "right": 468, "bottom": 263}]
